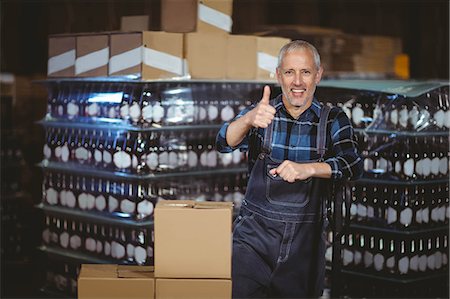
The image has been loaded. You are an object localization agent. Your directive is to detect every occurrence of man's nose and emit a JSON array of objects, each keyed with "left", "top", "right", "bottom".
[{"left": 294, "top": 72, "right": 302, "bottom": 85}]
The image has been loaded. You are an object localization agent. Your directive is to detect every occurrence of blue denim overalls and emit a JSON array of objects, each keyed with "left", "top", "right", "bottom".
[{"left": 232, "top": 105, "right": 331, "bottom": 298}]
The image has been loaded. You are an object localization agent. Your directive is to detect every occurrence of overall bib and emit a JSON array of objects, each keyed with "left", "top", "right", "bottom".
[{"left": 232, "top": 105, "right": 331, "bottom": 298}]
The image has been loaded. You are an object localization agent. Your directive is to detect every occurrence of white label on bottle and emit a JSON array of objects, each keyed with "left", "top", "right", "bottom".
[
  {"left": 95, "top": 195, "right": 106, "bottom": 211},
  {"left": 431, "top": 207, "right": 439, "bottom": 222},
  {"left": 200, "top": 151, "right": 208, "bottom": 167},
  {"left": 61, "top": 144, "right": 70, "bottom": 162},
  {"left": 325, "top": 247, "right": 332, "bottom": 263},
  {"left": 127, "top": 243, "right": 135, "bottom": 258},
  {"left": 96, "top": 240, "right": 103, "bottom": 254},
  {"left": 409, "top": 106, "right": 419, "bottom": 128},
  {"left": 374, "top": 253, "right": 384, "bottom": 271},
  {"left": 104, "top": 241, "right": 111, "bottom": 256},
  {"left": 422, "top": 207, "right": 429, "bottom": 223},
  {"left": 86, "top": 238, "right": 96, "bottom": 252},
  {"left": 434, "top": 110, "right": 445, "bottom": 128},
  {"left": 137, "top": 200, "right": 154, "bottom": 217},
  {"left": 208, "top": 105, "right": 219, "bottom": 121},
  {"left": 75, "top": 47, "right": 109, "bottom": 75},
  {"left": 363, "top": 251, "right": 373, "bottom": 268},
  {"left": 168, "top": 152, "right": 178, "bottom": 168},
  {"left": 59, "top": 232, "right": 69, "bottom": 249},
  {"left": 143, "top": 47, "right": 183, "bottom": 75},
  {"left": 395, "top": 160, "right": 402, "bottom": 174},
  {"left": 409, "top": 255, "right": 419, "bottom": 271},
  {"left": 55, "top": 146, "right": 62, "bottom": 159},
  {"left": 427, "top": 254, "right": 436, "bottom": 270},
  {"left": 435, "top": 252, "right": 443, "bottom": 269},
  {"left": 48, "top": 49, "right": 76, "bottom": 74},
  {"left": 445, "top": 110, "right": 450, "bottom": 128},
  {"left": 439, "top": 206, "right": 446, "bottom": 221},
  {"left": 66, "top": 191, "right": 76, "bottom": 208},
  {"left": 78, "top": 192, "right": 88, "bottom": 210},
  {"left": 350, "top": 203, "right": 357, "bottom": 217},
  {"left": 42, "top": 229, "right": 50, "bottom": 244},
  {"left": 367, "top": 206, "right": 374, "bottom": 219},
  {"left": 120, "top": 103, "right": 130, "bottom": 118},
  {"left": 198, "top": 106, "right": 207, "bottom": 121},
  {"left": 442, "top": 253, "right": 448, "bottom": 266},
  {"left": 87, "top": 103, "right": 99, "bottom": 116},
  {"left": 343, "top": 249, "right": 353, "bottom": 266},
  {"left": 43, "top": 144, "right": 51, "bottom": 159},
  {"left": 220, "top": 152, "right": 233, "bottom": 167},
  {"left": 146, "top": 152, "right": 159, "bottom": 170},
  {"left": 207, "top": 150, "right": 217, "bottom": 167},
  {"left": 257, "top": 52, "right": 278, "bottom": 76},
  {"left": 387, "top": 206, "right": 397, "bottom": 224},
  {"left": 422, "top": 158, "right": 431, "bottom": 177},
  {"left": 415, "top": 208, "right": 423, "bottom": 224},
  {"left": 116, "top": 242, "right": 125, "bottom": 259},
  {"left": 386, "top": 256, "right": 395, "bottom": 269},
  {"left": 152, "top": 103, "right": 164, "bottom": 123},
  {"left": 69, "top": 235, "right": 81, "bottom": 250},
  {"left": 447, "top": 205, "right": 450, "bottom": 219},
  {"left": 108, "top": 195, "right": 119, "bottom": 212},
  {"left": 431, "top": 157, "right": 440, "bottom": 175},
  {"left": 75, "top": 147, "right": 89, "bottom": 161},
  {"left": 351, "top": 106, "right": 364, "bottom": 126},
  {"left": 232, "top": 150, "right": 242, "bottom": 164},
  {"left": 399, "top": 107, "right": 408, "bottom": 128},
  {"left": 135, "top": 246, "right": 147, "bottom": 265},
  {"left": 439, "top": 157, "right": 448, "bottom": 175},
  {"left": 46, "top": 187, "right": 58, "bottom": 205},
  {"left": 142, "top": 105, "right": 153, "bottom": 122},
  {"left": 221, "top": 105, "right": 235, "bottom": 122},
  {"left": 357, "top": 203, "right": 367, "bottom": 218},
  {"left": 114, "top": 151, "right": 131, "bottom": 169},
  {"left": 159, "top": 152, "right": 169, "bottom": 169},
  {"left": 403, "top": 158, "right": 414, "bottom": 177},
  {"left": 132, "top": 154, "right": 138, "bottom": 169},
  {"left": 67, "top": 102, "right": 79, "bottom": 116},
  {"left": 364, "top": 157, "right": 373, "bottom": 172},
  {"left": 147, "top": 246, "right": 154, "bottom": 258},
  {"left": 178, "top": 152, "right": 187, "bottom": 167},
  {"left": 390, "top": 109, "right": 398, "bottom": 126},
  {"left": 187, "top": 150, "right": 198, "bottom": 168},
  {"left": 60, "top": 190, "right": 67, "bottom": 206},
  {"left": 415, "top": 159, "right": 423, "bottom": 176},
  {"left": 353, "top": 250, "right": 362, "bottom": 266},
  {"left": 398, "top": 256, "right": 409, "bottom": 274},
  {"left": 121, "top": 199, "right": 136, "bottom": 214},
  {"left": 400, "top": 207, "right": 412, "bottom": 226},
  {"left": 93, "top": 149, "right": 102, "bottom": 163},
  {"left": 86, "top": 194, "right": 95, "bottom": 210}
]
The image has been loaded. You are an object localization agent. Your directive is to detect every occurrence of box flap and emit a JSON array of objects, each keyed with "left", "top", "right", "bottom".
[
  {"left": 157, "top": 200, "right": 232, "bottom": 209},
  {"left": 80, "top": 264, "right": 118, "bottom": 278},
  {"left": 117, "top": 265, "right": 154, "bottom": 278},
  {"left": 194, "top": 202, "right": 233, "bottom": 209}
]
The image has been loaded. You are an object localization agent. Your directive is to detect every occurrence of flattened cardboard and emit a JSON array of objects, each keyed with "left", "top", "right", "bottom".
[
  {"left": 197, "top": 0, "right": 233, "bottom": 34},
  {"left": 156, "top": 278, "right": 232, "bottom": 299},
  {"left": 161, "top": 0, "right": 197, "bottom": 33},
  {"left": 154, "top": 200, "right": 233, "bottom": 278},
  {"left": 48, "top": 35, "right": 76, "bottom": 77},
  {"left": 78, "top": 264, "right": 154, "bottom": 299},
  {"left": 120, "top": 15, "right": 151, "bottom": 31},
  {"left": 184, "top": 32, "right": 227, "bottom": 79}
]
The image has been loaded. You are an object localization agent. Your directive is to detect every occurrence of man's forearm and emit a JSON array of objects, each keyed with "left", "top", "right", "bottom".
[
  {"left": 307, "top": 162, "right": 332, "bottom": 179},
  {"left": 226, "top": 114, "right": 253, "bottom": 147}
]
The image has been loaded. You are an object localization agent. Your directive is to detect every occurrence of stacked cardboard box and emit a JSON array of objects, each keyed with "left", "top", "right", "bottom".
[{"left": 78, "top": 200, "right": 233, "bottom": 298}]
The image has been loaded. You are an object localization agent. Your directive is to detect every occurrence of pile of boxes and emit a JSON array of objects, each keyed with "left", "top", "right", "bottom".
[
  {"left": 78, "top": 200, "right": 233, "bottom": 299},
  {"left": 47, "top": 0, "right": 290, "bottom": 81}
]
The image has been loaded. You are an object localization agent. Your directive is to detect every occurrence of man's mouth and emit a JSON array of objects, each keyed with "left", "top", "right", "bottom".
[{"left": 291, "top": 88, "right": 306, "bottom": 95}]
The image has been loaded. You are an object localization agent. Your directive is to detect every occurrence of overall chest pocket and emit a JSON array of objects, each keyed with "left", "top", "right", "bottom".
[{"left": 265, "top": 161, "right": 312, "bottom": 208}]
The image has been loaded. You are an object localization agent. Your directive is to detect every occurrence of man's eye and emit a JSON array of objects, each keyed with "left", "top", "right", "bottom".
[{"left": 284, "top": 70, "right": 294, "bottom": 75}]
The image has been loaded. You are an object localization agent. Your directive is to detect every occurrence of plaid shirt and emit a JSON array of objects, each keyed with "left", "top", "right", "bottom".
[{"left": 216, "top": 94, "right": 363, "bottom": 181}]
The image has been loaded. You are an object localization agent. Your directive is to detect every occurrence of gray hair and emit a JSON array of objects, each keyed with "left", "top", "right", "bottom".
[{"left": 277, "top": 40, "right": 321, "bottom": 70}]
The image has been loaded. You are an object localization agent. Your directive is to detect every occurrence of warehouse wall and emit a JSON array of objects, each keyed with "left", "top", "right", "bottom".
[{"left": 0, "top": 0, "right": 449, "bottom": 79}]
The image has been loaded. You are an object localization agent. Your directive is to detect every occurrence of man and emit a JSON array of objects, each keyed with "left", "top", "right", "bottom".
[{"left": 216, "top": 40, "right": 363, "bottom": 298}]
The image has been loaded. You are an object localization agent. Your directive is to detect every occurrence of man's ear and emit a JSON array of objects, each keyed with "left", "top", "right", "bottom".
[{"left": 315, "top": 66, "right": 323, "bottom": 84}]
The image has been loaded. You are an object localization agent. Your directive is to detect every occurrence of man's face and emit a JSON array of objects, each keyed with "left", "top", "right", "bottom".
[{"left": 276, "top": 48, "right": 323, "bottom": 114}]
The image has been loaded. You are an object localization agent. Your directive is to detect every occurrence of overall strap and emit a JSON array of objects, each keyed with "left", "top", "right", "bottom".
[{"left": 316, "top": 105, "right": 331, "bottom": 160}]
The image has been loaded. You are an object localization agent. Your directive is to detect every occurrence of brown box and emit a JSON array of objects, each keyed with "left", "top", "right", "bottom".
[
  {"left": 78, "top": 264, "right": 155, "bottom": 299},
  {"left": 227, "top": 35, "right": 291, "bottom": 80},
  {"left": 156, "top": 278, "right": 232, "bottom": 299},
  {"left": 75, "top": 33, "right": 109, "bottom": 77},
  {"left": 120, "top": 15, "right": 151, "bottom": 31},
  {"left": 161, "top": 0, "right": 232, "bottom": 34},
  {"left": 47, "top": 35, "right": 76, "bottom": 77},
  {"left": 184, "top": 32, "right": 227, "bottom": 79},
  {"left": 109, "top": 31, "right": 184, "bottom": 80},
  {"left": 154, "top": 200, "right": 233, "bottom": 278}
]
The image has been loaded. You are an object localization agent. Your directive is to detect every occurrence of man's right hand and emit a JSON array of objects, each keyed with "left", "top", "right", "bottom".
[{"left": 246, "top": 85, "right": 276, "bottom": 128}]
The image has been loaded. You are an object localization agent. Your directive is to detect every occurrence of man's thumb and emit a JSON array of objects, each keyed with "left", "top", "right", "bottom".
[{"left": 260, "top": 85, "right": 271, "bottom": 104}]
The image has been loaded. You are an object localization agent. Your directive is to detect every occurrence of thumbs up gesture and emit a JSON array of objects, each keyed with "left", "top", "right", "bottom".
[{"left": 248, "top": 85, "right": 276, "bottom": 128}]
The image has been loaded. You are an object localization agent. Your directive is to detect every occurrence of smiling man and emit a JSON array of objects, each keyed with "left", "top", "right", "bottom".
[{"left": 216, "top": 40, "right": 363, "bottom": 298}]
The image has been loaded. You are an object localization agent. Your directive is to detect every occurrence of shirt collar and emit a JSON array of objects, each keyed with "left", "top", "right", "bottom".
[{"left": 272, "top": 94, "right": 321, "bottom": 118}]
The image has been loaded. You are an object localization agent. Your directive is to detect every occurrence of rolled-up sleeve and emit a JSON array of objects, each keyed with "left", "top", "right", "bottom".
[
  {"left": 324, "top": 110, "right": 363, "bottom": 181},
  {"left": 216, "top": 106, "right": 253, "bottom": 153}
]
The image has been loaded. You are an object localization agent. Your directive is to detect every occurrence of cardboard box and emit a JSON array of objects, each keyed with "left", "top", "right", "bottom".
[
  {"left": 184, "top": 32, "right": 227, "bottom": 79},
  {"left": 75, "top": 33, "right": 109, "bottom": 77},
  {"left": 227, "top": 35, "right": 291, "bottom": 80},
  {"left": 121, "top": 15, "right": 151, "bottom": 31},
  {"left": 156, "top": 278, "right": 232, "bottom": 299},
  {"left": 109, "top": 31, "right": 184, "bottom": 80},
  {"left": 78, "top": 264, "right": 154, "bottom": 299},
  {"left": 161, "top": 0, "right": 232, "bottom": 34},
  {"left": 154, "top": 200, "right": 233, "bottom": 278},
  {"left": 47, "top": 35, "right": 76, "bottom": 77}
]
